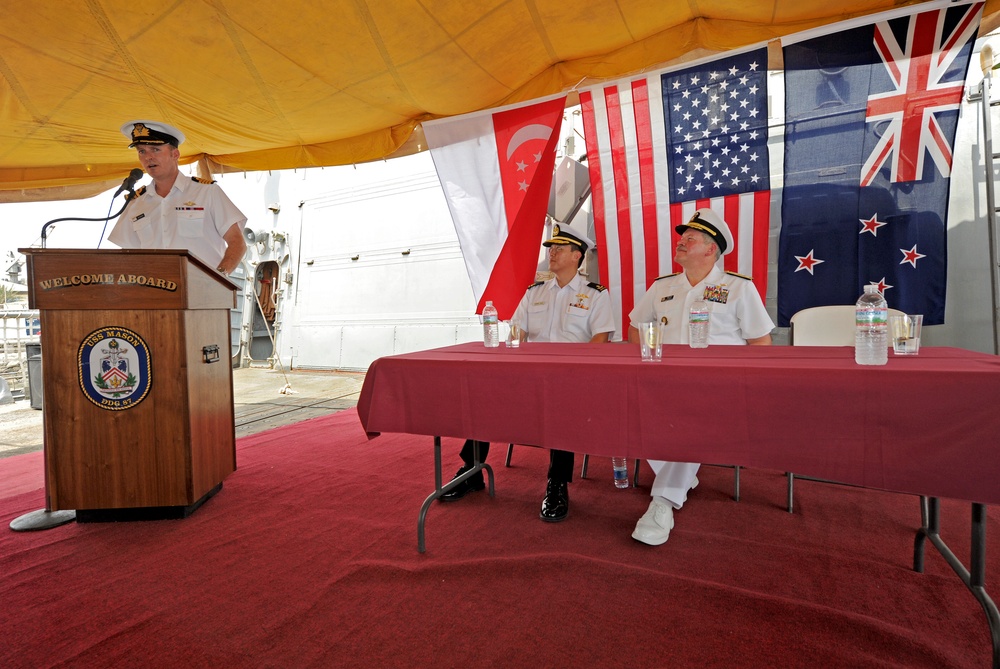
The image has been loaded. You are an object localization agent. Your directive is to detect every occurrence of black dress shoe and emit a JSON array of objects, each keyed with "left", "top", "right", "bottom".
[
  {"left": 539, "top": 479, "right": 569, "bottom": 522},
  {"left": 439, "top": 465, "right": 485, "bottom": 502}
]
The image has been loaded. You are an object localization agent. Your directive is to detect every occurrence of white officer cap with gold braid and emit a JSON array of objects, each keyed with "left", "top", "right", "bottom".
[
  {"left": 675, "top": 208, "right": 734, "bottom": 256},
  {"left": 121, "top": 120, "right": 186, "bottom": 148},
  {"left": 542, "top": 222, "right": 594, "bottom": 253}
]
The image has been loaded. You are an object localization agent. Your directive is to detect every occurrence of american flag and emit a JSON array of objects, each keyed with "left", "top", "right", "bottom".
[
  {"left": 581, "top": 47, "right": 770, "bottom": 336},
  {"left": 778, "top": 3, "right": 982, "bottom": 326}
]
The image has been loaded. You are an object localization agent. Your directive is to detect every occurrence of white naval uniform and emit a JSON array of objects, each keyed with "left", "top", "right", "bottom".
[
  {"left": 511, "top": 272, "right": 616, "bottom": 343},
  {"left": 109, "top": 174, "right": 247, "bottom": 270},
  {"left": 628, "top": 265, "right": 774, "bottom": 508}
]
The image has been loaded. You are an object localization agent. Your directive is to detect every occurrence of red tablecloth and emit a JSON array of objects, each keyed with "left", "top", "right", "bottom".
[{"left": 358, "top": 342, "right": 1000, "bottom": 505}]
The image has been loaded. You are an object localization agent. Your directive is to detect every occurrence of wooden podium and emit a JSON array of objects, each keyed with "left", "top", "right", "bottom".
[{"left": 20, "top": 248, "right": 238, "bottom": 522}]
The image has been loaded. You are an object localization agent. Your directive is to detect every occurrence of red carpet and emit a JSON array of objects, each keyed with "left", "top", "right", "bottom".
[{"left": 1, "top": 409, "right": 997, "bottom": 668}]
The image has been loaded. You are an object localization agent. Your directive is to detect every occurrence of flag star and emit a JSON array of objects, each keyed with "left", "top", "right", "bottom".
[
  {"left": 701, "top": 85, "right": 710, "bottom": 94},
  {"left": 683, "top": 132, "right": 693, "bottom": 141},
  {"left": 749, "top": 61, "right": 759, "bottom": 71},
  {"left": 740, "top": 99, "right": 751, "bottom": 109},
  {"left": 674, "top": 146, "right": 684, "bottom": 154},
  {"left": 702, "top": 129, "right": 711, "bottom": 138},
  {"left": 900, "top": 245, "right": 927, "bottom": 267},
  {"left": 711, "top": 138, "right": 721, "bottom": 147},
  {"left": 749, "top": 84, "right": 759, "bottom": 94},
  {"left": 729, "top": 66, "right": 739, "bottom": 76},
  {"left": 693, "top": 141, "right": 702, "bottom": 150},
  {"left": 795, "top": 250, "right": 825, "bottom": 275},
  {"left": 740, "top": 121, "right": 750, "bottom": 130},
  {"left": 748, "top": 109, "right": 759, "bottom": 118},
  {"left": 686, "top": 174, "right": 695, "bottom": 183},
  {"left": 683, "top": 112, "right": 692, "bottom": 121},
  {"left": 720, "top": 124, "right": 730, "bottom": 134},
  {"left": 673, "top": 103, "right": 682, "bottom": 112},
  {"left": 872, "top": 278, "right": 893, "bottom": 293},
  {"left": 730, "top": 111, "right": 740, "bottom": 120},
  {"left": 693, "top": 163, "right": 703, "bottom": 172},
  {"left": 719, "top": 80, "right": 729, "bottom": 90},
  {"left": 677, "top": 186, "right": 687, "bottom": 196},
  {"left": 684, "top": 154, "right": 694, "bottom": 163},
  {"left": 731, "top": 176, "right": 741, "bottom": 186},
  {"left": 674, "top": 125, "right": 683, "bottom": 133},
  {"left": 682, "top": 90, "right": 691, "bottom": 99},
  {"left": 720, "top": 103, "right": 730, "bottom": 113},
  {"left": 710, "top": 94, "right": 719, "bottom": 103},
  {"left": 533, "top": 152, "right": 542, "bottom": 162},
  {"left": 739, "top": 75, "right": 749, "bottom": 85},
  {"left": 721, "top": 147, "right": 731, "bottom": 156},
  {"left": 676, "top": 165, "right": 684, "bottom": 174},
  {"left": 749, "top": 130, "right": 759, "bottom": 140},
  {"left": 672, "top": 81, "right": 682, "bottom": 89},
  {"left": 710, "top": 71, "right": 720, "bottom": 80},
  {"left": 712, "top": 158, "right": 721, "bottom": 167},
  {"left": 516, "top": 160, "right": 528, "bottom": 172},
  {"left": 714, "top": 180, "right": 723, "bottom": 188},
  {"left": 750, "top": 174, "right": 760, "bottom": 183},
  {"left": 518, "top": 181, "right": 529, "bottom": 192},
  {"left": 721, "top": 167, "right": 731, "bottom": 177},
  {"left": 701, "top": 107, "right": 711, "bottom": 116},
  {"left": 690, "top": 75, "right": 700, "bottom": 85},
  {"left": 731, "top": 155, "right": 741, "bottom": 165},
  {"left": 741, "top": 164, "right": 750, "bottom": 174},
  {"left": 690, "top": 98, "right": 701, "bottom": 108},
  {"left": 730, "top": 90, "right": 739, "bottom": 99},
  {"left": 702, "top": 150, "right": 711, "bottom": 159},
  {"left": 695, "top": 183, "right": 705, "bottom": 192},
  {"left": 749, "top": 152, "right": 758, "bottom": 161},
  {"left": 692, "top": 120, "right": 702, "bottom": 129},
  {"left": 740, "top": 143, "right": 749, "bottom": 152},
  {"left": 710, "top": 116, "right": 720, "bottom": 125},
  {"left": 860, "top": 214, "right": 887, "bottom": 236}
]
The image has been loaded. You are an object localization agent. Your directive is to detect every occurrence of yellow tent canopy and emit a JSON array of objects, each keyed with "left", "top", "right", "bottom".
[{"left": 2, "top": 0, "right": 997, "bottom": 202}]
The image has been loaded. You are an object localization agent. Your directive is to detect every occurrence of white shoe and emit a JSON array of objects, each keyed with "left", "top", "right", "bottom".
[{"left": 632, "top": 498, "right": 674, "bottom": 546}]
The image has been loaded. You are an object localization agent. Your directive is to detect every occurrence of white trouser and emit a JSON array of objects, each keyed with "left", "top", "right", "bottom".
[{"left": 648, "top": 461, "right": 700, "bottom": 509}]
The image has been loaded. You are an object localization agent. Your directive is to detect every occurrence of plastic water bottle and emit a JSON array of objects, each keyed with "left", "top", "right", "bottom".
[
  {"left": 482, "top": 301, "right": 499, "bottom": 348},
  {"left": 855, "top": 285, "right": 888, "bottom": 365},
  {"left": 689, "top": 298, "right": 710, "bottom": 348},
  {"left": 612, "top": 457, "right": 629, "bottom": 488}
]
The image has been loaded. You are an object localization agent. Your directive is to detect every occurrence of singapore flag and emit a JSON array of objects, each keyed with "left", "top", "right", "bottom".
[{"left": 424, "top": 94, "right": 567, "bottom": 318}]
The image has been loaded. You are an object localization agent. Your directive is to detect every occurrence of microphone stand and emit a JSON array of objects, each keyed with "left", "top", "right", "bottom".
[{"left": 40, "top": 198, "right": 132, "bottom": 249}]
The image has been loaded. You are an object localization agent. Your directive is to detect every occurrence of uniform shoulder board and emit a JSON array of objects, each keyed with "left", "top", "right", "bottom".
[
  {"left": 527, "top": 280, "right": 545, "bottom": 289},
  {"left": 126, "top": 185, "right": 146, "bottom": 201},
  {"left": 654, "top": 272, "right": 681, "bottom": 281},
  {"left": 586, "top": 281, "right": 607, "bottom": 292},
  {"left": 191, "top": 176, "right": 217, "bottom": 185},
  {"left": 725, "top": 270, "right": 753, "bottom": 281}
]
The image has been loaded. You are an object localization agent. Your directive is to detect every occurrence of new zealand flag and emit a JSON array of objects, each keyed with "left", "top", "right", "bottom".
[{"left": 778, "top": 3, "right": 983, "bottom": 326}]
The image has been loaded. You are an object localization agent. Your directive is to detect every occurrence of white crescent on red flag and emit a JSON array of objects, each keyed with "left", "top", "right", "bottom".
[{"left": 424, "top": 95, "right": 567, "bottom": 319}]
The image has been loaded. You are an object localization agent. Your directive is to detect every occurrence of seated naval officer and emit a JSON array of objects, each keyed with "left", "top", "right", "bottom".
[
  {"left": 441, "top": 222, "right": 616, "bottom": 522},
  {"left": 109, "top": 120, "right": 247, "bottom": 275},
  {"left": 627, "top": 208, "right": 773, "bottom": 546}
]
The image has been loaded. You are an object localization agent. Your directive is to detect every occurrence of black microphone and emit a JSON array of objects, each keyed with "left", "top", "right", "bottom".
[{"left": 113, "top": 168, "right": 144, "bottom": 198}]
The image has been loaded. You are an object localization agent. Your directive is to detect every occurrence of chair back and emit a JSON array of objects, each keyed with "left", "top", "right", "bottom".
[{"left": 790, "top": 305, "right": 905, "bottom": 346}]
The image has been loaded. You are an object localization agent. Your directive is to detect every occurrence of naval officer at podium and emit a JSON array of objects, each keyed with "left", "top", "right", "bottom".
[{"left": 109, "top": 120, "right": 247, "bottom": 275}]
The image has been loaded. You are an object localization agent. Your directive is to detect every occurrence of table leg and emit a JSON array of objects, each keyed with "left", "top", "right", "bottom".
[
  {"left": 417, "top": 437, "right": 495, "bottom": 553},
  {"left": 913, "top": 498, "right": 999, "bottom": 669}
]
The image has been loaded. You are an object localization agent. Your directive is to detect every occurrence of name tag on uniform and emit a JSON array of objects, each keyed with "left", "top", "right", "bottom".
[{"left": 660, "top": 295, "right": 674, "bottom": 302}]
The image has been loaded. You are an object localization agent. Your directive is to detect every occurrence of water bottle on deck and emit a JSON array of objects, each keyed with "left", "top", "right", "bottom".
[{"left": 612, "top": 457, "right": 629, "bottom": 488}]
